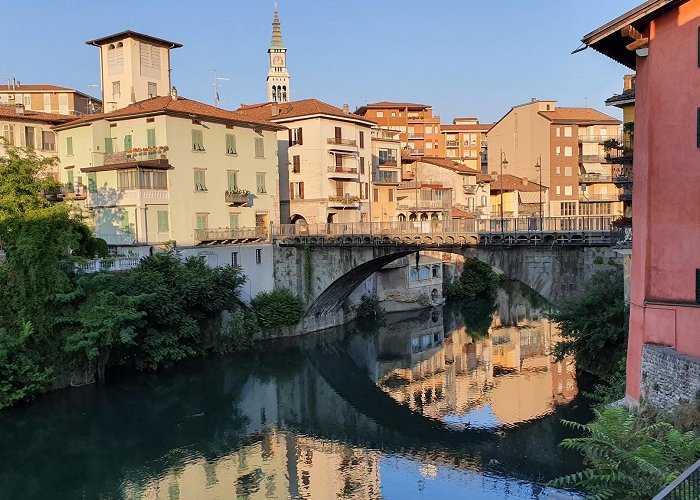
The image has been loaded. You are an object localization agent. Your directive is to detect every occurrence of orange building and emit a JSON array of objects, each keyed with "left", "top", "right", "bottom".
[
  {"left": 439, "top": 118, "right": 492, "bottom": 171},
  {"left": 355, "top": 101, "right": 442, "bottom": 158}
]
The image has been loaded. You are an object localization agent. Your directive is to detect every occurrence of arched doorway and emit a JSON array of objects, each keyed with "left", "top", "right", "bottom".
[{"left": 290, "top": 214, "right": 307, "bottom": 225}]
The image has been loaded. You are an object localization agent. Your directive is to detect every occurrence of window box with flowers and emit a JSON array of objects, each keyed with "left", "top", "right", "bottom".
[{"left": 225, "top": 188, "right": 250, "bottom": 206}]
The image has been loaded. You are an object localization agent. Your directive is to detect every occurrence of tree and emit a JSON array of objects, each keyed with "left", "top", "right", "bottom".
[
  {"left": 0, "top": 321, "right": 51, "bottom": 409},
  {"left": 444, "top": 258, "right": 501, "bottom": 301}
]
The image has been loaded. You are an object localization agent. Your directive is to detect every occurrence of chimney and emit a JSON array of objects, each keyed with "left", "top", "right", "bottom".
[
  {"left": 342, "top": 104, "right": 350, "bottom": 114},
  {"left": 623, "top": 74, "right": 635, "bottom": 91},
  {"left": 531, "top": 97, "right": 537, "bottom": 103},
  {"left": 170, "top": 86, "right": 178, "bottom": 100},
  {"left": 15, "top": 104, "right": 24, "bottom": 115},
  {"left": 271, "top": 102, "right": 280, "bottom": 117},
  {"left": 522, "top": 177, "right": 529, "bottom": 186}
]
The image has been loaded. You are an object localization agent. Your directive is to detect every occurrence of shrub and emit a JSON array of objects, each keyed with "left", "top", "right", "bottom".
[
  {"left": 216, "top": 310, "right": 258, "bottom": 353},
  {"left": 250, "top": 289, "right": 303, "bottom": 332},
  {"left": 356, "top": 294, "right": 385, "bottom": 323},
  {"left": 444, "top": 258, "right": 500, "bottom": 301}
]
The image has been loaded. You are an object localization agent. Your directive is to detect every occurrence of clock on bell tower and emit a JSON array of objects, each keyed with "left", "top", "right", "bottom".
[{"left": 266, "top": 7, "right": 290, "bottom": 103}]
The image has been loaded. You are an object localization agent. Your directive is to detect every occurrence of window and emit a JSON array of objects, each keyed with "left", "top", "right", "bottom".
[
  {"left": 556, "top": 186, "right": 561, "bottom": 195},
  {"left": 139, "top": 42, "right": 161, "bottom": 77},
  {"left": 391, "top": 112, "right": 396, "bottom": 117},
  {"left": 389, "top": 189, "right": 394, "bottom": 202},
  {"left": 564, "top": 185, "right": 573, "bottom": 196},
  {"left": 376, "top": 111, "right": 384, "bottom": 118},
  {"left": 192, "top": 130, "right": 204, "bottom": 151},
  {"left": 2, "top": 124, "right": 14, "bottom": 145},
  {"left": 555, "top": 146, "right": 560, "bottom": 156},
  {"left": 560, "top": 202, "right": 576, "bottom": 216},
  {"left": 229, "top": 213, "right": 239, "bottom": 228},
  {"left": 556, "top": 127, "right": 561, "bottom": 137},
  {"left": 117, "top": 169, "right": 167, "bottom": 189},
  {"left": 67, "top": 170, "right": 74, "bottom": 189},
  {"left": 556, "top": 166, "right": 561, "bottom": 175},
  {"left": 227, "top": 171, "right": 238, "bottom": 191},
  {"left": 107, "top": 42, "right": 124, "bottom": 74},
  {"left": 564, "top": 126, "right": 572, "bottom": 137},
  {"left": 157, "top": 210, "right": 169, "bottom": 232},
  {"left": 378, "top": 148, "right": 397, "bottom": 165},
  {"left": 292, "top": 155, "right": 301, "bottom": 173},
  {"left": 336, "top": 180, "right": 345, "bottom": 197},
  {"left": 564, "top": 166, "right": 572, "bottom": 176},
  {"left": 255, "top": 249, "right": 262, "bottom": 264},
  {"left": 24, "top": 126, "right": 35, "bottom": 148},
  {"left": 195, "top": 213, "right": 208, "bottom": 230},
  {"left": 232, "top": 252, "right": 239, "bottom": 266},
  {"left": 425, "top": 126, "right": 432, "bottom": 134},
  {"left": 194, "top": 169, "right": 207, "bottom": 191},
  {"left": 147, "top": 82, "right": 157, "bottom": 98},
  {"left": 112, "top": 81, "right": 120, "bottom": 98},
  {"left": 289, "top": 127, "right": 303, "bottom": 146},
  {"left": 41, "top": 131, "right": 55, "bottom": 151},
  {"left": 359, "top": 131, "right": 365, "bottom": 148},
  {"left": 24, "top": 95, "right": 31, "bottom": 107},
  {"left": 87, "top": 173, "right": 97, "bottom": 193},
  {"left": 290, "top": 182, "right": 304, "bottom": 200},
  {"left": 256, "top": 172, "right": 266, "bottom": 193},
  {"left": 335, "top": 154, "right": 342, "bottom": 167},
  {"left": 360, "top": 182, "right": 369, "bottom": 200},
  {"left": 124, "top": 134, "right": 132, "bottom": 151},
  {"left": 360, "top": 157, "right": 365, "bottom": 174},
  {"left": 225, "top": 134, "right": 237, "bottom": 155},
  {"left": 254, "top": 137, "right": 264, "bottom": 158},
  {"left": 104, "top": 137, "right": 114, "bottom": 154},
  {"left": 334, "top": 127, "right": 342, "bottom": 140},
  {"left": 564, "top": 146, "right": 573, "bottom": 157},
  {"left": 373, "top": 188, "right": 379, "bottom": 202}
]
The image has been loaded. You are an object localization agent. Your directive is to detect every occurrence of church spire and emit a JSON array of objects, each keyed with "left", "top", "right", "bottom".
[{"left": 271, "top": 5, "right": 284, "bottom": 48}]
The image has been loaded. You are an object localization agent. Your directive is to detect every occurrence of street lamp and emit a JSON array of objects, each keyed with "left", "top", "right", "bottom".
[
  {"left": 499, "top": 150, "right": 508, "bottom": 233},
  {"left": 534, "top": 155, "right": 542, "bottom": 230}
]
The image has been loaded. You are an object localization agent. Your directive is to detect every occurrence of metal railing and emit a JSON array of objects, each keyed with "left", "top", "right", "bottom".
[
  {"left": 195, "top": 226, "right": 267, "bottom": 242},
  {"left": 653, "top": 458, "right": 700, "bottom": 500},
  {"left": 446, "top": 140, "right": 460, "bottom": 147},
  {"left": 579, "top": 173, "right": 612, "bottom": 183},
  {"left": 579, "top": 193, "right": 619, "bottom": 202},
  {"left": 327, "top": 138, "right": 357, "bottom": 146},
  {"left": 328, "top": 195, "right": 361, "bottom": 207},
  {"left": 327, "top": 166, "right": 358, "bottom": 175},
  {"left": 225, "top": 191, "right": 249, "bottom": 205},
  {"left": 578, "top": 134, "right": 621, "bottom": 143},
  {"left": 397, "top": 199, "right": 451, "bottom": 210},
  {"left": 374, "top": 170, "right": 400, "bottom": 184}
]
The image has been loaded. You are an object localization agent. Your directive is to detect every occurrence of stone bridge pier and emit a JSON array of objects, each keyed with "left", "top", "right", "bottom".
[{"left": 273, "top": 244, "right": 622, "bottom": 332}]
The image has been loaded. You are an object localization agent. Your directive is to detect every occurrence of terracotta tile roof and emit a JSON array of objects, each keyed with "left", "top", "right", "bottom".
[
  {"left": 451, "top": 207, "right": 476, "bottom": 219},
  {"left": 605, "top": 89, "right": 635, "bottom": 107},
  {"left": 441, "top": 123, "right": 493, "bottom": 132},
  {"left": 0, "top": 104, "right": 75, "bottom": 124},
  {"left": 539, "top": 107, "right": 620, "bottom": 124},
  {"left": 355, "top": 101, "right": 431, "bottom": 114},
  {"left": 85, "top": 30, "right": 182, "bottom": 48},
  {"left": 53, "top": 96, "right": 283, "bottom": 130},
  {"left": 0, "top": 84, "right": 75, "bottom": 92},
  {"left": 237, "top": 99, "right": 376, "bottom": 125},
  {"left": 489, "top": 174, "right": 546, "bottom": 193},
  {"left": 418, "top": 156, "right": 481, "bottom": 174},
  {"left": 478, "top": 173, "right": 493, "bottom": 183}
]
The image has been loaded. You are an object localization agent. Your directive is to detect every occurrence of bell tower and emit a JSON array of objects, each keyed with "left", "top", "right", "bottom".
[{"left": 267, "top": 6, "right": 290, "bottom": 103}]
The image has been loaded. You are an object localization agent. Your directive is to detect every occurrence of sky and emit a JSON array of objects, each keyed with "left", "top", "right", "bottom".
[{"left": 2, "top": 0, "right": 640, "bottom": 123}]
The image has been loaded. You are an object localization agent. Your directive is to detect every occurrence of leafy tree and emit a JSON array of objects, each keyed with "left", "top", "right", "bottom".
[
  {"left": 0, "top": 321, "right": 51, "bottom": 409},
  {"left": 216, "top": 310, "right": 258, "bottom": 353},
  {"left": 549, "top": 407, "right": 700, "bottom": 499},
  {"left": 548, "top": 268, "right": 628, "bottom": 378},
  {"left": 250, "top": 289, "right": 303, "bottom": 332},
  {"left": 444, "top": 258, "right": 501, "bottom": 301}
]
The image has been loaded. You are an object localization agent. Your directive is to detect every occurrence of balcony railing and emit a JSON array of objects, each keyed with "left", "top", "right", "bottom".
[
  {"left": 446, "top": 140, "right": 460, "bottom": 148},
  {"left": 397, "top": 199, "right": 450, "bottom": 210},
  {"left": 407, "top": 134, "right": 424, "bottom": 140},
  {"left": 225, "top": 190, "right": 249, "bottom": 206},
  {"left": 463, "top": 184, "right": 478, "bottom": 194},
  {"left": 374, "top": 170, "right": 400, "bottom": 184},
  {"left": 579, "top": 193, "right": 619, "bottom": 202},
  {"left": 398, "top": 181, "right": 445, "bottom": 190},
  {"left": 104, "top": 146, "right": 169, "bottom": 165},
  {"left": 653, "top": 458, "right": 700, "bottom": 499},
  {"left": 74, "top": 257, "right": 140, "bottom": 274},
  {"left": 327, "top": 138, "right": 357, "bottom": 147},
  {"left": 406, "top": 148, "right": 424, "bottom": 156},
  {"left": 578, "top": 134, "right": 621, "bottom": 143},
  {"left": 579, "top": 173, "right": 612, "bottom": 183},
  {"left": 327, "top": 166, "right": 359, "bottom": 179},
  {"left": 328, "top": 195, "right": 361, "bottom": 208},
  {"left": 195, "top": 226, "right": 267, "bottom": 243},
  {"left": 612, "top": 164, "right": 633, "bottom": 184},
  {"left": 378, "top": 158, "right": 398, "bottom": 167}
]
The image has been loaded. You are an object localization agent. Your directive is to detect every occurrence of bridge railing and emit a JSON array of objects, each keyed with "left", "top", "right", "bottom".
[{"left": 272, "top": 216, "right": 615, "bottom": 238}]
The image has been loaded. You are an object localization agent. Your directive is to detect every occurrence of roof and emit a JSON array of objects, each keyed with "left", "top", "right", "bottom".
[
  {"left": 53, "top": 96, "right": 283, "bottom": 131},
  {"left": 85, "top": 30, "right": 182, "bottom": 48},
  {"left": 237, "top": 99, "right": 376, "bottom": 125},
  {"left": 441, "top": 123, "right": 492, "bottom": 132},
  {"left": 606, "top": 88, "right": 636, "bottom": 107},
  {"left": 0, "top": 104, "right": 75, "bottom": 124},
  {"left": 0, "top": 84, "right": 102, "bottom": 102},
  {"left": 489, "top": 174, "right": 546, "bottom": 193},
  {"left": 355, "top": 101, "right": 431, "bottom": 114},
  {"left": 538, "top": 107, "right": 621, "bottom": 124},
  {"left": 452, "top": 207, "right": 476, "bottom": 219},
  {"left": 418, "top": 157, "right": 481, "bottom": 174},
  {"left": 580, "top": 0, "right": 685, "bottom": 69}
]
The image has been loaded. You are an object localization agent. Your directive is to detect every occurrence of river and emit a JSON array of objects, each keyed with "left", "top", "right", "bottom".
[{"left": 0, "top": 282, "right": 591, "bottom": 499}]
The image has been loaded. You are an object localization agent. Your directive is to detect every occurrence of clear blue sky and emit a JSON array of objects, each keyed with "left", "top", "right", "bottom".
[{"left": 2, "top": 0, "right": 639, "bottom": 123}]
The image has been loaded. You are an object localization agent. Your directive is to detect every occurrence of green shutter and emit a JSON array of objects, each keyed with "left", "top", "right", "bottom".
[
  {"left": 147, "top": 128, "right": 156, "bottom": 147},
  {"left": 194, "top": 170, "right": 206, "bottom": 191},
  {"left": 157, "top": 211, "right": 169, "bottom": 232},
  {"left": 229, "top": 214, "right": 239, "bottom": 228},
  {"left": 226, "top": 134, "right": 236, "bottom": 154},
  {"left": 196, "top": 214, "right": 207, "bottom": 230},
  {"left": 104, "top": 137, "right": 113, "bottom": 154},
  {"left": 227, "top": 171, "right": 238, "bottom": 191},
  {"left": 121, "top": 209, "right": 130, "bottom": 230},
  {"left": 66, "top": 137, "right": 73, "bottom": 156},
  {"left": 124, "top": 134, "right": 132, "bottom": 151},
  {"left": 255, "top": 137, "right": 264, "bottom": 158},
  {"left": 192, "top": 130, "right": 203, "bottom": 151},
  {"left": 67, "top": 170, "right": 74, "bottom": 188},
  {"left": 87, "top": 173, "right": 97, "bottom": 193}
]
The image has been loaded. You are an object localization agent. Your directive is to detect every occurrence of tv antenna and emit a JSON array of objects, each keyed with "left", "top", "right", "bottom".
[{"left": 211, "top": 69, "right": 230, "bottom": 107}]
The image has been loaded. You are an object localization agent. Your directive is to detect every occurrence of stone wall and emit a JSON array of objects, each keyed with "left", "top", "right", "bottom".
[{"left": 641, "top": 344, "right": 700, "bottom": 410}]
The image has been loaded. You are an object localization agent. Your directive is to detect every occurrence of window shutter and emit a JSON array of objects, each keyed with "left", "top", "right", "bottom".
[
  {"left": 289, "top": 182, "right": 294, "bottom": 200},
  {"left": 66, "top": 137, "right": 73, "bottom": 156},
  {"left": 105, "top": 138, "right": 113, "bottom": 154},
  {"left": 124, "top": 134, "right": 132, "bottom": 151},
  {"left": 147, "top": 128, "right": 156, "bottom": 147},
  {"left": 300, "top": 182, "right": 304, "bottom": 199},
  {"left": 288, "top": 128, "right": 293, "bottom": 145},
  {"left": 360, "top": 157, "right": 365, "bottom": 174},
  {"left": 335, "top": 127, "right": 341, "bottom": 139},
  {"left": 359, "top": 131, "right": 364, "bottom": 148},
  {"left": 298, "top": 128, "right": 303, "bottom": 145}
]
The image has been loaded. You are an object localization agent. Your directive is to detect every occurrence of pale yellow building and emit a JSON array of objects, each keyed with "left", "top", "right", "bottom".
[
  {"left": 487, "top": 99, "right": 623, "bottom": 218},
  {"left": 370, "top": 128, "right": 402, "bottom": 223},
  {"left": 86, "top": 31, "right": 181, "bottom": 112},
  {"left": 53, "top": 93, "right": 282, "bottom": 246},
  {"left": 0, "top": 81, "right": 101, "bottom": 115},
  {"left": 237, "top": 100, "right": 376, "bottom": 225}
]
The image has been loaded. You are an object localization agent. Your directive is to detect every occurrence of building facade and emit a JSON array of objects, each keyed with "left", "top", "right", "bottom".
[
  {"left": 370, "top": 128, "right": 402, "bottom": 223},
  {"left": 267, "top": 7, "right": 291, "bottom": 103},
  {"left": 0, "top": 81, "right": 101, "bottom": 115},
  {"left": 439, "top": 118, "right": 491, "bottom": 171},
  {"left": 487, "top": 99, "right": 623, "bottom": 218},
  {"left": 583, "top": 0, "right": 700, "bottom": 404}
]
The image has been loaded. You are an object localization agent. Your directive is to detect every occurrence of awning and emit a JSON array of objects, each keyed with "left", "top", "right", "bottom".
[
  {"left": 519, "top": 191, "right": 543, "bottom": 204},
  {"left": 581, "top": 162, "right": 605, "bottom": 175}
]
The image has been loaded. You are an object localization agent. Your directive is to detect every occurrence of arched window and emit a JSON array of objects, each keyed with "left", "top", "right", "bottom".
[
  {"left": 420, "top": 213, "right": 429, "bottom": 221},
  {"left": 272, "top": 86, "right": 277, "bottom": 101},
  {"left": 397, "top": 213, "right": 406, "bottom": 222},
  {"left": 281, "top": 86, "right": 287, "bottom": 101},
  {"left": 107, "top": 43, "right": 123, "bottom": 74},
  {"left": 409, "top": 213, "right": 417, "bottom": 222}
]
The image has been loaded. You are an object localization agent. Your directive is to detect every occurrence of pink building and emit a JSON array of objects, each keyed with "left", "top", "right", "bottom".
[{"left": 583, "top": 0, "right": 700, "bottom": 406}]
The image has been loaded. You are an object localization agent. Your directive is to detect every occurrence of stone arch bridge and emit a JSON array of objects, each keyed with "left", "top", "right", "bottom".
[{"left": 272, "top": 218, "right": 622, "bottom": 330}]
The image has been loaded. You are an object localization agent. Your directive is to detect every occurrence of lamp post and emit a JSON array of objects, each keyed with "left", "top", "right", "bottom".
[
  {"left": 534, "top": 155, "right": 542, "bottom": 231},
  {"left": 499, "top": 150, "right": 508, "bottom": 233}
]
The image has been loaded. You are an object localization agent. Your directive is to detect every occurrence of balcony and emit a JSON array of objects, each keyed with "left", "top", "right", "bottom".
[
  {"left": 407, "top": 134, "right": 424, "bottom": 140},
  {"left": 195, "top": 226, "right": 267, "bottom": 243},
  {"left": 406, "top": 148, "right": 424, "bottom": 156},
  {"left": 378, "top": 158, "right": 398, "bottom": 167},
  {"left": 446, "top": 140, "right": 460, "bottom": 148},
  {"left": 225, "top": 190, "right": 249, "bottom": 206},
  {"left": 463, "top": 184, "right": 478, "bottom": 195},
  {"left": 327, "top": 138, "right": 357, "bottom": 147},
  {"left": 328, "top": 195, "right": 360, "bottom": 209},
  {"left": 397, "top": 199, "right": 450, "bottom": 210},
  {"left": 407, "top": 113, "right": 422, "bottom": 121},
  {"left": 578, "top": 173, "right": 612, "bottom": 183},
  {"left": 398, "top": 181, "right": 444, "bottom": 190},
  {"left": 612, "top": 164, "right": 633, "bottom": 186},
  {"left": 104, "top": 146, "right": 169, "bottom": 165},
  {"left": 579, "top": 193, "right": 619, "bottom": 202},
  {"left": 327, "top": 166, "right": 359, "bottom": 179},
  {"left": 579, "top": 154, "right": 609, "bottom": 163},
  {"left": 87, "top": 188, "right": 169, "bottom": 208},
  {"left": 374, "top": 170, "right": 400, "bottom": 184},
  {"left": 578, "top": 134, "right": 620, "bottom": 143},
  {"left": 62, "top": 184, "right": 86, "bottom": 200}
]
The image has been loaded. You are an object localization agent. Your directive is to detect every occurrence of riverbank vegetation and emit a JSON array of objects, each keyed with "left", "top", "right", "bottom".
[{"left": 444, "top": 258, "right": 501, "bottom": 301}]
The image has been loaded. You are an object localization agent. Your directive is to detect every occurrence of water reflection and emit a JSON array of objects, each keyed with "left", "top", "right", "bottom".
[{"left": 0, "top": 282, "right": 586, "bottom": 500}]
